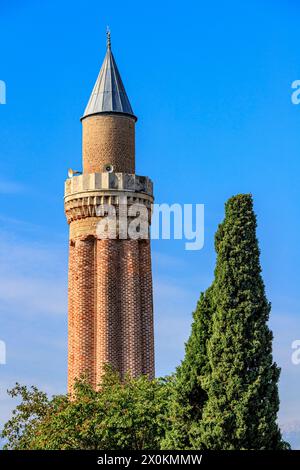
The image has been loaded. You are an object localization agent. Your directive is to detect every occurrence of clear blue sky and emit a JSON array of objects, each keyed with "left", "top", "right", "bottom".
[{"left": 1, "top": 0, "right": 300, "bottom": 438}]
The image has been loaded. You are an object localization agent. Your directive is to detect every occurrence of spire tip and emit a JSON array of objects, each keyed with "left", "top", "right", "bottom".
[{"left": 106, "top": 26, "right": 111, "bottom": 49}]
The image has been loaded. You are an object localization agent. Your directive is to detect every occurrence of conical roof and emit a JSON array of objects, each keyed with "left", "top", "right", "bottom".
[{"left": 82, "top": 31, "right": 136, "bottom": 120}]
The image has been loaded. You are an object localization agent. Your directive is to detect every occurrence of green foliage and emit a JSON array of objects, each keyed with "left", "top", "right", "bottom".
[
  {"left": 162, "top": 287, "right": 214, "bottom": 449},
  {"left": 0, "top": 383, "right": 56, "bottom": 450},
  {"left": 1, "top": 366, "right": 171, "bottom": 450},
  {"left": 195, "top": 194, "right": 288, "bottom": 449},
  {"left": 163, "top": 194, "right": 289, "bottom": 450}
]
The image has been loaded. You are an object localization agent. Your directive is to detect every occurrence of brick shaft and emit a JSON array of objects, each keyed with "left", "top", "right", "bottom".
[
  {"left": 120, "top": 240, "right": 143, "bottom": 378},
  {"left": 139, "top": 240, "right": 155, "bottom": 378},
  {"left": 70, "top": 237, "right": 96, "bottom": 386},
  {"left": 67, "top": 232, "right": 154, "bottom": 393},
  {"left": 95, "top": 239, "right": 120, "bottom": 385}
]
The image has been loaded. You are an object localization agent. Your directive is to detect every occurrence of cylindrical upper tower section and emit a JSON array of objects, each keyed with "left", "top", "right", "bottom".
[
  {"left": 82, "top": 114, "right": 135, "bottom": 174},
  {"left": 81, "top": 30, "right": 137, "bottom": 175}
]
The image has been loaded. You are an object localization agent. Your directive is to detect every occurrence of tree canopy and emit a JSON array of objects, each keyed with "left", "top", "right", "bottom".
[{"left": 1, "top": 367, "right": 170, "bottom": 450}]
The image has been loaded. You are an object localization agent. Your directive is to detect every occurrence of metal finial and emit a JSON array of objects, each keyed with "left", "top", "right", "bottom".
[{"left": 106, "top": 26, "right": 111, "bottom": 49}]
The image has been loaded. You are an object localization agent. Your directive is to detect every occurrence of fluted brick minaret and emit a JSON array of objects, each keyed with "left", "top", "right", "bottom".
[{"left": 64, "top": 31, "right": 155, "bottom": 393}]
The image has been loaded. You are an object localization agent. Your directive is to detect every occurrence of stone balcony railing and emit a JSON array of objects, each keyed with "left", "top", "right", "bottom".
[{"left": 64, "top": 173, "right": 153, "bottom": 199}]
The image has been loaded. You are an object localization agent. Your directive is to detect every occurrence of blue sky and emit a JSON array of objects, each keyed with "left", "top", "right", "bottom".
[{"left": 1, "top": 0, "right": 300, "bottom": 439}]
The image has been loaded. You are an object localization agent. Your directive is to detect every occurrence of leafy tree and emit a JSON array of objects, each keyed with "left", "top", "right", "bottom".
[
  {"left": 1, "top": 367, "right": 170, "bottom": 450},
  {"left": 0, "top": 383, "right": 57, "bottom": 450},
  {"left": 195, "top": 194, "right": 288, "bottom": 449}
]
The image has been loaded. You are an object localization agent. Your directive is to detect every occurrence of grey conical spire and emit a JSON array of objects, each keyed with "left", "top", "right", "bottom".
[{"left": 82, "top": 30, "right": 136, "bottom": 120}]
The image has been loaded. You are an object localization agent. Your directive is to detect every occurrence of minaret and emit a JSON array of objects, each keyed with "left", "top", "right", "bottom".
[{"left": 64, "top": 31, "right": 155, "bottom": 392}]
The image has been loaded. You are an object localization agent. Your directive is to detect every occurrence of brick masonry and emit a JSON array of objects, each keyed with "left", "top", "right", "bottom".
[
  {"left": 67, "top": 232, "right": 155, "bottom": 392},
  {"left": 66, "top": 113, "right": 154, "bottom": 393},
  {"left": 82, "top": 114, "right": 135, "bottom": 174}
]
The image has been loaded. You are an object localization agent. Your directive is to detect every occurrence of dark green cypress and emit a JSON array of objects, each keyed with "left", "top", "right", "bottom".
[
  {"left": 196, "top": 194, "right": 288, "bottom": 449},
  {"left": 162, "top": 286, "right": 214, "bottom": 449}
]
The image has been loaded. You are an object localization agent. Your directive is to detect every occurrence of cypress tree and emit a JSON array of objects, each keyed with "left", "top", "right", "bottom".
[
  {"left": 195, "top": 194, "right": 288, "bottom": 449},
  {"left": 162, "top": 286, "right": 214, "bottom": 449}
]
